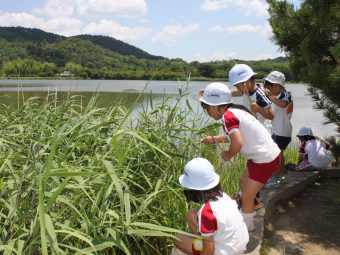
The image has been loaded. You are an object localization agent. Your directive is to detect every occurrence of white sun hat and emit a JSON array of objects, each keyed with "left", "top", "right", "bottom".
[
  {"left": 199, "top": 82, "right": 233, "bottom": 106},
  {"left": 264, "top": 71, "right": 286, "bottom": 88},
  {"left": 229, "top": 64, "right": 257, "bottom": 86},
  {"left": 179, "top": 158, "right": 220, "bottom": 190},
  {"left": 297, "top": 127, "right": 314, "bottom": 137}
]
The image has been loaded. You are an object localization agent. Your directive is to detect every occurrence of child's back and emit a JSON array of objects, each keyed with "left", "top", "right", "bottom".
[
  {"left": 198, "top": 193, "right": 248, "bottom": 254},
  {"left": 305, "top": 139, "right": 332, "bottom": 168},
  {"left": 223, "top": 107, "right": 280, "bottom": 163}
]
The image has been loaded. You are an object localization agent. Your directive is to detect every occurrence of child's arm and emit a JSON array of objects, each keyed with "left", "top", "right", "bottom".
[
  {"left": 202, "top": 236, "right": 214, "bottom": 255},
  {"left": 221, "top": 131, "right": 243, "bottom": 161},
  {"left": 201, "top": 134, "right": 229, "bottom": 145},
  {"left": 269, "top": 95, "right": 289, "bottom": 108},
  {"left": 250, "top": 102, "right": 274, "bottom": 120},
  {"left": 231, "top": 90, "right": 243, "bottom": 97}
]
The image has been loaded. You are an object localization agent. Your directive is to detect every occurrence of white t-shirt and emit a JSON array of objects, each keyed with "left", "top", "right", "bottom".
[
  {"left": 222, "top": 108, "right": 281, "bottom": 163},
  {"left": 305, "top": 139, "right": 332, "bottom": 168},
  {"left": 197, "top": 193, "right": 249, "bottom": 255},
  {"left": 241, "top": 84, "right": 272, "bottom": 134},
  {"left": 272, "top": 91, "right": 293, "bottom": 137}
]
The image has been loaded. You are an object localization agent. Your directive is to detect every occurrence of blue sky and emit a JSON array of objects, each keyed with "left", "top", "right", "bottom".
[{"left": 0, "top": 0, "right": 301, "bottom": 62}]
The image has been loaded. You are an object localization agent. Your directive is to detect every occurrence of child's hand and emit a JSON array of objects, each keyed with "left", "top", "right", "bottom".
[
  {"left": 201, "top": 136, "right": 215, "bottom": 145},
  {"left": 250, "top": 102, "right": 261, "bottom": 113},
  {"left": 265, "top": 88, "right": 272, "bottom": 96},
  {"left": 221, "top": 151, "right": 232, "bottom": 161}
]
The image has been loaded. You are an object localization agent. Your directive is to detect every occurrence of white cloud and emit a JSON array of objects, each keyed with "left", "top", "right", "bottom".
[
  {"left": 226, "top": 24, "right": 262, "bottom": 33},
  {"left": 33, "top": 0, "right": 75, "bottom": 18},
  {"left": 76, "top": 0, "right": 147, "bottom": 18},
  {"left": 0, "top": 11, "right": 81, "bottom": 36},
  {"left": 41, "top": 18, "right": 82, "bottom": 36},
  {"left": 0, "top": 11, "right": 44, "bottom": 27},
  {"left": 200, "top": 0, "right": 268, "bottom": 17},
  {"left": 209, "top": 24, "right": 264, "bottom": 34},
  {"left": 209, "top": 25, "right": 224, "bottom": 32},
  {"left": 152, "top": 23, "right": 200, "bottom": 44},
  {"left": 191, "top": 51, "right": 237, "bottom": 62},
  {"left": 83, "top": 19, "right": 151, "bottom": 42},
  {"left": 200, "top": 0, "right": 231, "bottom": 11}
]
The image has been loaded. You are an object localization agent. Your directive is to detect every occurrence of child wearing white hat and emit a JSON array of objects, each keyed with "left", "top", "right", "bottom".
[
  {"left": 263, "top": 71, "right": 293, "bottom": 187},
  {"left": 228, "top": 64, "right": 274, "bottom": 134},
  {"left": 199, "top": 82, "right": 281, "bottom": 232},
  {"left": 296, "top": 127, "right": 332, "bottom": 170},
  {"left": 173, "top": 157, "right": 249, "bottom": 255}
]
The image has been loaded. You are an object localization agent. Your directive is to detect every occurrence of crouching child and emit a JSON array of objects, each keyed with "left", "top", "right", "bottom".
[{"left": 173, "top": 158, "right": 249, "bottom": 255}]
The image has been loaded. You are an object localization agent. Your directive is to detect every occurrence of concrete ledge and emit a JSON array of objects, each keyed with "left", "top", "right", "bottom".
[{"left": 244, "top": 167, "right": 340, "bottom": 255}]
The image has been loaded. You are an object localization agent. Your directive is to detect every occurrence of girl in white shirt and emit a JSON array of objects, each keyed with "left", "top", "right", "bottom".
[
  {"left": 199, "top": 82, "right": 281, "bottom": 231},
  {"left": 174, "top": 157, "right": 249, "bottom": 255},
  {"left": 296, "top": 127, "right": 332, "bottom": 170}
]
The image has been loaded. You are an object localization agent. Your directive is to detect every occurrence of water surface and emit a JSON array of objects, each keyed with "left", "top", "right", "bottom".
[{"left": 0, "top": 79, "right": 337, "bottom": 138}]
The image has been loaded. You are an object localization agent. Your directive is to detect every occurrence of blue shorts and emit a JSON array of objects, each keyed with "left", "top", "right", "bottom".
[{"left": 272, "top": 134, "right": 291, "bottom": 150}]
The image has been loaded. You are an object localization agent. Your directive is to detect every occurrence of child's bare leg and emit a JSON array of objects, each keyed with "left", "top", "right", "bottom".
[
  {"left": 239, "top": 168, "right": 263, "bottom": 231},
  {"left": 173, "top": 208, "right": 199, "bottom": 254}
]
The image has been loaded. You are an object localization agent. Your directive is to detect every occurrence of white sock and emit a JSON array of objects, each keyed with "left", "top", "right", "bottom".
[{"left": 239, "top": 209, "right": 256, "bottom": 232}]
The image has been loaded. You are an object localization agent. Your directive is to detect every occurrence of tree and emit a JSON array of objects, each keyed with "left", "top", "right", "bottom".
[{"left": 267, "top": 0, "right": 340, "bottom": 132}]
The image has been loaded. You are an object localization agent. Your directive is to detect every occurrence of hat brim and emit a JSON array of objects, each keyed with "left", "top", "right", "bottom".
[
  {"left": 179, "top": 173, "right": 220, "bottom": 190},
  {"left": 231, "top": 72, "right": 257, "bottom": 86},
  {"left": 264, "top": 78, "right": 285, "bottom": 88},
  {"left": 199, "top": 96, "right": 232, "bottom": 106}
]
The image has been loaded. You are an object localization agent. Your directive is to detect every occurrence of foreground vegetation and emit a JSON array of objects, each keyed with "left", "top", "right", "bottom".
[
  {"left": 0, "top": 82, "right": 301, "bottom": 254},
  {"left": 0, "top": 84, "right": 247, "bottom": 254}
]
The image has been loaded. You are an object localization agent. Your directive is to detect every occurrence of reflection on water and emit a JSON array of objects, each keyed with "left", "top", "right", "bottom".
[{"left": 0, "top": 79, "right": 337, "bottom": 138}]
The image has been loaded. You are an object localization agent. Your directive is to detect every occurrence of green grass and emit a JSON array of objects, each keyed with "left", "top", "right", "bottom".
[{"left": 0, "top": 83, "right": 246, "bottom": 254}]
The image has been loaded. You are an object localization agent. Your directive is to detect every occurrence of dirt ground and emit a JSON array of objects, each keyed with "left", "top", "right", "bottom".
[{"left": 262, "top": 178, "right": 340, "bottom": 255}]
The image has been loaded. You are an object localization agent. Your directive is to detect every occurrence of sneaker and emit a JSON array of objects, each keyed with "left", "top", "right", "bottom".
[
  {"left": 264, "top": 177, "right": 281, "bottom": 189},
  {"left": 279, "top": 175, "right": 287, "bottom": 184}
]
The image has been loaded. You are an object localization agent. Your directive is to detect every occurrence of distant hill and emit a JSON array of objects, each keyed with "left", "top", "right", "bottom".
[
  {"left": 0, "top": 26, "right": 165, "bottom": 61},
  {"left": 73, "top": 34, "right": 165, "bottom": 61},
  {"left": 0, "top": 26, "right": 64, "bottom": 43},
  {"left": 0, "top": 26, "right": 293, "bottom": 80}
]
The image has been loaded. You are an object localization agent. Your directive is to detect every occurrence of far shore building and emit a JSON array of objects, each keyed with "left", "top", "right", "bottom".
[{"left": 58, "top": 71, "right": 74, "bottom": 77}]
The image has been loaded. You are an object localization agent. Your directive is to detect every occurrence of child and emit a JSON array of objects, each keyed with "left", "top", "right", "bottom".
[
  {"left": 263, "top": 71, "right": 293, "bottom": 187},
  {"left": 229, "top": 64, "right": 274, "bottom": 134},
  {"left": 199, "top": 82, "right": 281, "bottom": 231},
  {"left": 173, "top": 157, "right": 249, "bottom": 255},
  {"left": 296, "top": 127, "right": 332, "bottom": 170}
]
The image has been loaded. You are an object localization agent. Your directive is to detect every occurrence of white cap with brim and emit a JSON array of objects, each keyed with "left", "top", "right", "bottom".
[
  {"left": 179, "top": 158, "right": 220, "bottom": 190},
  {"left": 264, "top": 71, "right": 286, "bottom": 88},
  {"left": 229, "top": 64, "right": 256, "bottom": 86},
  {"left": 199, "top": 82, "right": 233, "bottom": 106},
  {"left": 297, "top": 127, "right": 314, "bottom": 137}
]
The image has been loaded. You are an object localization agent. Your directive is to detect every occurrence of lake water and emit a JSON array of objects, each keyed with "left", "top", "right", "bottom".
[{"left": 0, "top": 79, "right": 337, "bottom": 139}]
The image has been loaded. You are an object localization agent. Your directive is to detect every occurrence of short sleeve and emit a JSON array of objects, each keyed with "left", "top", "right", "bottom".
[
  {"left": 255, "top": 86, "right": 271, "bottom": 108},
  {"left": 278, "top": 91, "right": 292, "bottom": 103},
  {"left": 199, "top": 203, "right": 217, "bottom": 236},
  {"left": 223, "top": 110, "right": 240, "bottom": 134}
]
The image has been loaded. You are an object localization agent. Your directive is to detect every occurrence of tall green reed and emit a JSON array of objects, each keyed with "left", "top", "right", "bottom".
[{"left": 0, "top": 83, "right": 245, "bottom": 254}]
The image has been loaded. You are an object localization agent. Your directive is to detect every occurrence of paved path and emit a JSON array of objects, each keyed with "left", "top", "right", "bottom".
[{"left": 245, "top": 167, "right": 340, "bottom": 255}]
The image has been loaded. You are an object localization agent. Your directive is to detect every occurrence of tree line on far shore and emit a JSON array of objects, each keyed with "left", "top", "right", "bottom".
[{"left": 0, "top": 27, "right": 295, "bottom": 81}]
